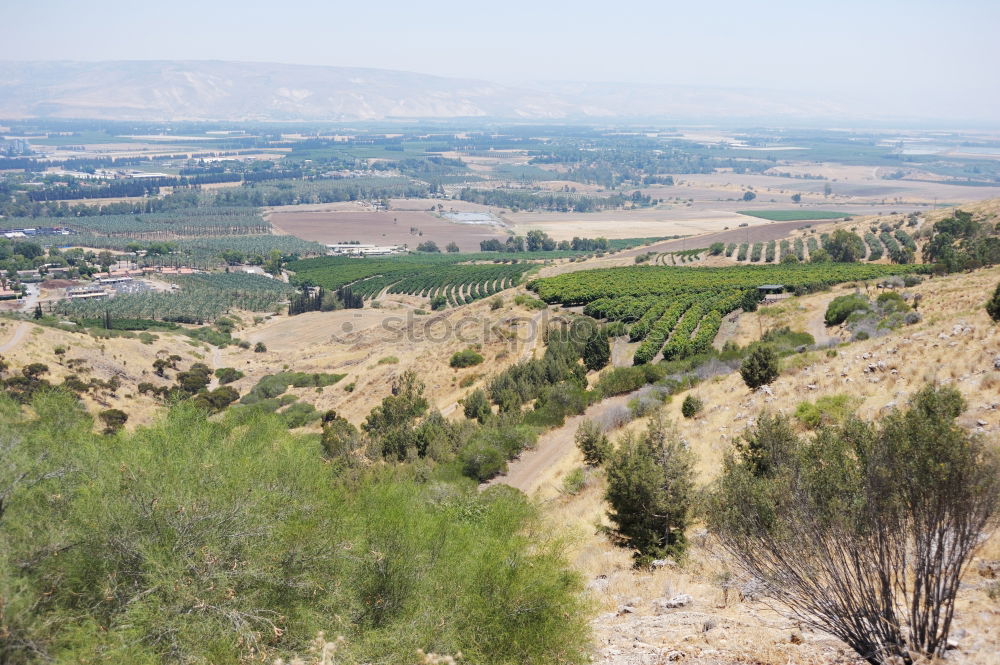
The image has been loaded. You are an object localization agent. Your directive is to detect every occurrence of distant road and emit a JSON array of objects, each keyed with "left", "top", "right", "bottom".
[{"left": 19, "top": 284, "right": 39, "bottom": 313}]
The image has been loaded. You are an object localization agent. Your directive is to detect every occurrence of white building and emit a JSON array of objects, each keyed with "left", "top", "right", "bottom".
[{"left": 326, "top": 243, "right": 405, "bottom": 256}]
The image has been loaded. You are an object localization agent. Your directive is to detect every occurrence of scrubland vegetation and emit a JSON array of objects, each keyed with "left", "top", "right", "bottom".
[{"left": 0, "top": 391, "right": 589, "bottom": 664}]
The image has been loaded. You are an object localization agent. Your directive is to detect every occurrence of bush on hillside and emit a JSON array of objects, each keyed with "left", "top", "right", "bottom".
[
  {"left": 214, "top": 367, "right": 245, "bottom": 384},
  {"left": 99, "top": 408, "right": 128, "bottom": 434},
  {"left": 826, "top": 229, "right": 866, "bottom": 262},
  {"left": 450, "top": 349, "right": 485, "bottom": 368},
  {"left": 739, "top": 345, "right": 779, "bottom": 389},
  {"left": 708, "top": 386, "right": 1000, "bottom": 665},
  {"left": 988, "top": 281, "right": 1000, "bottom": 322},
  {"left": 596, "top": 365, "right": 666, "bottom": 397},
  {"left": 824, "top": 294, "right": 871, "bottom": 326},
  {"left": 681, "top": 394, "right": 703, "bottom": 419},
  {"left": 794, "top": 394, "right": 857, "bottom": 429},
  {"left": 461, "top": 388, "right": 492, "bottom": 424},
  {"left": 575, "top": 419, "right": 611, "bottom": 466}
]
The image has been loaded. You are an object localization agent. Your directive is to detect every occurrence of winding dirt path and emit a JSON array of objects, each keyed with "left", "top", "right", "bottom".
[
  {"left": 484, "top": 389, "right": 639, "bottom": 495},
  {"left": 803, "top": 291, "right": 843, "bottom": 347},
  {"left": 0, "top": 322, "right": 29, "bottom": 354}
]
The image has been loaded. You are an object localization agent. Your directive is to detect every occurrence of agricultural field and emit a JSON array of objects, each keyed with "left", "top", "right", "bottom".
[
  {"left": 288, "top": 253, "right": 538, "bottom": 304},
  {"left": 533, "top": 263, "right": 927, "bottom": 305},
  {"left": 13, "top": 208, "right": 271, "bottom": 237},
  {"left": 69, "top": 233, "right": 327, "bottom": 261},
  {"left": 269, "top": 206, "right": 508, "bottom": 252},
  {"left": 54, "top": 272, "right": 295, "bottom": 323},
  {"left": 531, "top": 262, "right": 928, "bottom": 364},
  {"left": 736, "top": 209, "right": 854, "bottom": 221}
]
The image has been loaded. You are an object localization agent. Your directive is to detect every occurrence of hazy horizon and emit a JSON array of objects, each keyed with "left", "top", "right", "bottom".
[{"left": 4, "top": 0, "right": 1000, "bottom": 123}]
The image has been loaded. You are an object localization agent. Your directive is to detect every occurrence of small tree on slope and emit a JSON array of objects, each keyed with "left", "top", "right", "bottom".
[{"left": 987, "top": 281, "right": 1000, "bottom": 322}]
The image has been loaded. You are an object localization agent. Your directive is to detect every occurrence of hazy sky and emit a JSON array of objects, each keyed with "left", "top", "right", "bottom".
[{"left": 4, "top": 0, "right": 999, "bottom": 114}]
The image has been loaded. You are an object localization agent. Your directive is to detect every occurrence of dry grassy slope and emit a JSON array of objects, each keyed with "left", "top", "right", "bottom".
[
  {"left": 227, "top": 289, "right": 551, "bottom": 424},
  {"left": 0, "top": 318, "right": 215, "bottom": 428},
  {"left": 1, "top": 283, "right": 554, "bottom": 432},
  {"left": 529, "top": 265, "right": 1000, "bottom": 665}
]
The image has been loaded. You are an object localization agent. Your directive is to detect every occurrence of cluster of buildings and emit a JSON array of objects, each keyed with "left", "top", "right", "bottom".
[
  {"left": 326, "top": 243, "right": 406, "bottom": 257},
  {"left": 1, "top": 226, "right": 75, "bottom": 239}
]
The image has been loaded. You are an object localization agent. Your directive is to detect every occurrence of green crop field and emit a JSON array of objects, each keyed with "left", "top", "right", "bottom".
[
  {"left": 531, "top": 262, "right": 928, "bottom": 365},
  {"left": 288, "top": 254, "right": 540, "bottom": 306},
  {"left": 55, "top": 272, "right": 295, "bottom": 323},
  {"left": 737, "top": 210, "right": 854, "bottom": 221},
  {"left": 38, "top": 208, "right": 271, "bottom": 236}
]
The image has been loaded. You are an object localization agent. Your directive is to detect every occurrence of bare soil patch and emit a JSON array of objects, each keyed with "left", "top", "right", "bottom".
[{"left": 268, "top": 208, "right": 508, "bottom": 252}]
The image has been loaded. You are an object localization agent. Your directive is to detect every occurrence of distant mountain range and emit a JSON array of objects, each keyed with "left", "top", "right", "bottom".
[{"left": 0, "top": 59, "right": 916, "bottom": 123}]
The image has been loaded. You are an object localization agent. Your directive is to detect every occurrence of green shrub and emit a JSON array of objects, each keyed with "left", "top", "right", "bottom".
[
  {"left": 524, "top": 382, "right": 591, "bottom": 428},
  {"left": 450, "top": 349, "right": 485, "bottom": 368},
  {"left": 605, "top": 320, "right": 628, "bottom": 337},
  {"left": 99, "top": 408, "right": 128, "bottom": 434},
  {"left": 794, "top": 394, "right": 857, "bottom": 429},
  {"left": 681, "top": 394, "right": 703, "bottom": 419},
  {"left": 826, "top": 229, "right": 866, "bottom": 262},
  {"left": 582, "top": 328, "right": 610, "bottom": 371},
  {"left": 757, "top": 326, "right": 815, "bottom": 354},
  {"left": 254, "top": 341, "right": 267, "bottom": 352},
  {"left": 241, "top": 372, "right": 345, "bottom": 405},
  {"left": 825, "top": 294, "right": 871, "bottom": 326},
  {"left": 561, "top": 467, "right": 587, "bottom": 495},
  {"left": 462, "top": 388, "right": 492, "bottom": 424},
  {"left": 740, "top": 345, "right": 779, "bottom": 389},
  {"left": 575, "top": 419, "right": 611, "bottom": 466},
  {"left": 190, "top": 386, "right": 241, "bottom": 413},
  {"left": 514, "top": 294, "right": 547, "bottom": 310},
  {"left": 988, "top": 282, "right": 1000, "bottom": 322},
  {"left": 186, "top": 326, "right": 234, "bottom": 348},
  {"left": 281, "top": 401, "right": 320, "bottom": 429},
  {"left": 460, "top": 441, "right": 507, "bottom": 481},
  {"left": 876, "top": 291, "right": 909, "bottom": 313},
  {"left": 596, "top": 365, "right": 665, "bottom": 397},
  {"left": 215, "top": 367, "right": 245, "bottom": 384}
]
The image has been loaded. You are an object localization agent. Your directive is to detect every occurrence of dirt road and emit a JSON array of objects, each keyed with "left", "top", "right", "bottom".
[
  {"left": 0, "top": 322, "right": 29, "bottom": 353},
  {"left": 484, "top": 390, "right": 638, "bottom": 495},
  {"left": 803, "top": 291, "right": 843, "bottom": 347},
  {"left": 19, "top": 284, "right": 39, "bottom": 313}
]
